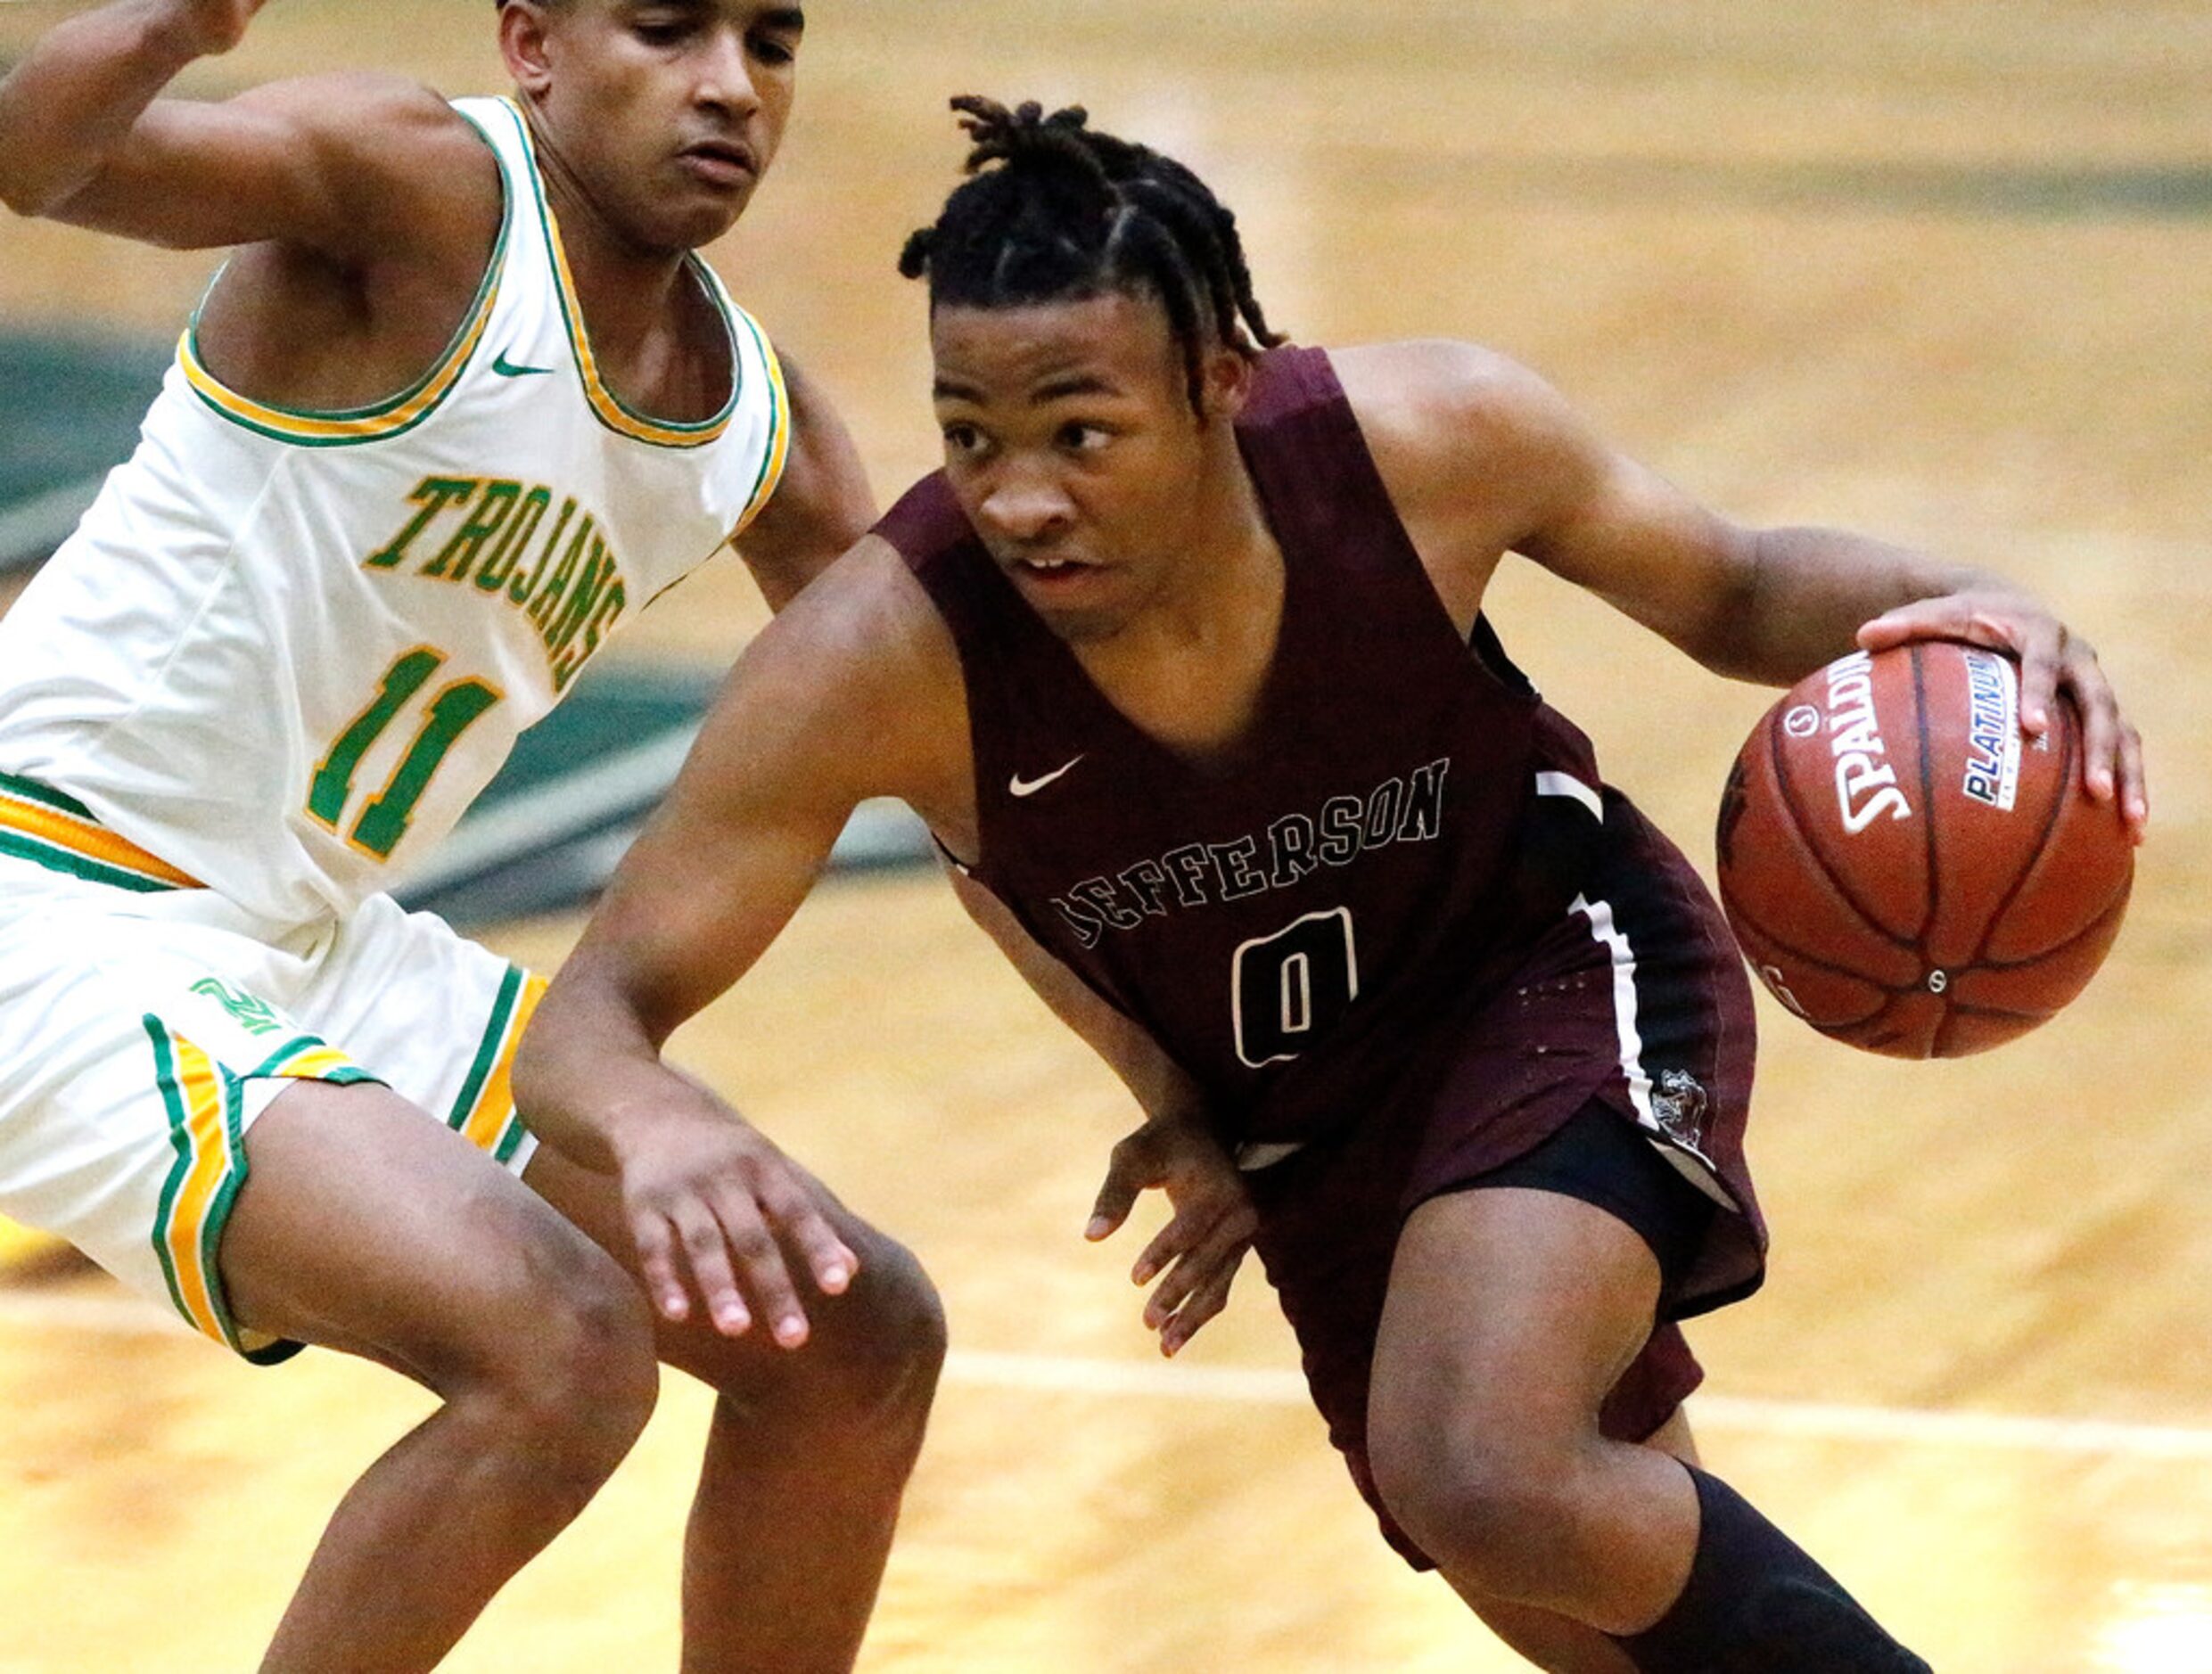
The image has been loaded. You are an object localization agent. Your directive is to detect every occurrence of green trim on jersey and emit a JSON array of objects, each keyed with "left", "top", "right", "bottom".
[
  {"left": 175, "top": 105, "right": 516, "bottom": 447},
  {"left": 728, "top": 301, "right": 790, "bottom": 534},
  {"left": 492, "top": 98, "right": 744, "bottom": 449}
]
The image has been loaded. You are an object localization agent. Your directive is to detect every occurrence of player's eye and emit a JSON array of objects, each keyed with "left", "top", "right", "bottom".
[
  {"left": 1057, "top": 423, "right": 1111, "bottom": 453},
  {"left": 941, "top": 422, "right": 987, "bottom": 455},
  {"left": 750, "top": 30, "right": 799, "bottom": 66}
]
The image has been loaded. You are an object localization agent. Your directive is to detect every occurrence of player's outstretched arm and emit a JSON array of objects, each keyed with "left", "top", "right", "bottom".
[
  {"left": 515, "top": 540, "right": 954, "bottom": 1344},
  {"left": 949, "top": 871, "right": 1256, "bottom": 1356},
  {"left": 1349, "top": 340, "right": 2146, "bottom": 838},
  {"left": 0, "top": 0, "right": 487, "bottom": 259}
]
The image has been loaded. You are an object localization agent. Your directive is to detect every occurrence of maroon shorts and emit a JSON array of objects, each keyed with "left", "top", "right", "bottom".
[{"left": 1241, "top": 795, "right": 1765, "bottom": 1569}]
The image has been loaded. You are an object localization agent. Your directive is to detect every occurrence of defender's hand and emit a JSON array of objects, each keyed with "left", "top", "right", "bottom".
[
  {"left": 616, "top": 1097, "right": 857, "bottom": 1348},
  {"left": 1858, "top": 590, "right": 2147, "bottom": 842},
  {"left": 1087, "top": 1114, "right": 1257, "bottom": 1357}
]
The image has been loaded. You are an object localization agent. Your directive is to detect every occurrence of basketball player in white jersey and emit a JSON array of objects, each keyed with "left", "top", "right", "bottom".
[{"left": 0, "top": 4, "right": 943, "bottom": 1670}]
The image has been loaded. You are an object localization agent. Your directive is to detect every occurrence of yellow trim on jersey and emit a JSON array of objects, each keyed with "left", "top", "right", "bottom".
[
  {"left": 174, "top": 107, "right": 514, "bottom": 447},
  {"left": 0, "top": 781, "right": 203, "bottom": 891},
  {"left": 728, "top": 302, "right": 793, "bottom": 538},
  {"left": 177, "top": 272, "right": 502, "bottom": 446},
  {"left": 497, "top": 99, "right": 743, "bottom": 450}
]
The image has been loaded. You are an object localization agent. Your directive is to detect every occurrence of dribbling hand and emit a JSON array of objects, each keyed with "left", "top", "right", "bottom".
[
  {"left": 1857, "top": 588, "right": 2148, "bottom": 842},
  {"left": 615, "top": 1090, "right": 857, "bottom": 1348},
  {"left": 1087, "top": 1112, "right": 1257, "bottom": 1357}
]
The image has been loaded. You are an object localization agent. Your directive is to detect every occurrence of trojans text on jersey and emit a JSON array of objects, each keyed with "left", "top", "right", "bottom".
[{"left": 364, "top": 474, "right": 628, "bottom": 693}]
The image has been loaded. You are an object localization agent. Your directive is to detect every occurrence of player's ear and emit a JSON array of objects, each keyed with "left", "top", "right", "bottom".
[
  {"left": 498, "top": 1, "right": 557, "bottom": 99},
  {"left": 1197, "top": 344, "right": 1253, "bottom": 428}
]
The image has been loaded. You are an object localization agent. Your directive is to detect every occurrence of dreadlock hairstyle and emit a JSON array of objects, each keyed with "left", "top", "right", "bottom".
[{"left": 900, "top": 97, "right": 1288, "bottom": 414}]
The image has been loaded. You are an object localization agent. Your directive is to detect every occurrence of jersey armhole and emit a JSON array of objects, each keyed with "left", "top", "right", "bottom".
[{"left": 175, "top": 106, "right": 513, "bottom": 448}]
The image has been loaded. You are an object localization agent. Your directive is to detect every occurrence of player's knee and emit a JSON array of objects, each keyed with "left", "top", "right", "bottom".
[
  {"left": 443, "top": 1219, "right": 661, "bottom": 1498},
  {"left": 725, "top": 1230, "right": 945, "bottom": 1437},
  {"left": 1369, "top": 1422, "right": 1579, "bottom": 1597},
  {"left": 827, "top": 1230, "right": 948, "bottom": 1422}
]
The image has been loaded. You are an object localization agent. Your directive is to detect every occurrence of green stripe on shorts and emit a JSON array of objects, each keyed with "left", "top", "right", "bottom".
[{"left": 448, "top": 964, "right": 523, "bottom": 1131}]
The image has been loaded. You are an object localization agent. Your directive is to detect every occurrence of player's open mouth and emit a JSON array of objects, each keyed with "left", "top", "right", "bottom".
[{"left": 1011, "top": 556, "right": 1100, "bottom": 587}]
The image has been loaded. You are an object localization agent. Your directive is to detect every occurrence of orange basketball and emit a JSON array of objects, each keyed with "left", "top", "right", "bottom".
[{"left": 1715, "top": 641, "right": 2133, "bottom": 1058}]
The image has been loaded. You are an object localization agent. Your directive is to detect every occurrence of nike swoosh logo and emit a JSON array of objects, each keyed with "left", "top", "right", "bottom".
[
  {"left": 491, "top": 350, "right": 555, "bottom": 379},
  {"left": 1009, "top": 755, "right": 1085, "bottom": 797}
]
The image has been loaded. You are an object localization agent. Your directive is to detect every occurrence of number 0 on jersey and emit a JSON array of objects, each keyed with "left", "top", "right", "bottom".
[{"left": 1232, "top": 907, "right": 1359, "bottom": 1068}]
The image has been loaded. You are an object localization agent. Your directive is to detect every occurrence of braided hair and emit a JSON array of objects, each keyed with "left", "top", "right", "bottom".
[{"left": 900, "top": 97, "right": 1287, "bottom": 414}]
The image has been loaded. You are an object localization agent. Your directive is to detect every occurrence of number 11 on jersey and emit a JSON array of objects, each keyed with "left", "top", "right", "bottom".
[{"left": 308, "top": 647, "right": 501, "bottom": 860}]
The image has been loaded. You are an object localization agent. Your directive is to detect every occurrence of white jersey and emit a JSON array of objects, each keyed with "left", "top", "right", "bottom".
[{"left": 0, "top": 95, "right": 789, "bottom": 930}]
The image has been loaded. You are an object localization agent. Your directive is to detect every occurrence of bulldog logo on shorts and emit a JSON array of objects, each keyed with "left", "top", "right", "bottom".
[{"left": 1649, "top": 1069, "right": 1710, "bottom": 1146}]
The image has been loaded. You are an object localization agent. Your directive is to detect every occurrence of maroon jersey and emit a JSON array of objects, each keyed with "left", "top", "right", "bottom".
[{"left": 882, "top": 346, "right": 1622, "bottom": 1147}]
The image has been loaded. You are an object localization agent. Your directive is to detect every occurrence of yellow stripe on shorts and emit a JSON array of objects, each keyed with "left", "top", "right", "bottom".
[
  {"left": 450, "top": 966, "right": 547, "bottom": 1162},
  {"left": 145, "top": 1021, "right": 247, "bottom": 1350},
  {"left": 143, "top": 1025, "right": 378, "bottom": 1357}
]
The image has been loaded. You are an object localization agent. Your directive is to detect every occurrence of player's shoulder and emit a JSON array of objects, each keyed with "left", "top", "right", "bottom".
[
  {"left": 232, "top": 72, "right": 477, "bottom": 148},
  {"left": 1330, "top": 338, "right": 1599, "bottom": 512},
  {"left": 1331, "top": 339, "right": 1573, "bottom": 451},
  {"left": 869, "top": 472, "right": 973, "bottom": 571},
  {"left": 736, "top": 531, "right": 970, "bottom": 801},
  {"left": 757, "top": 533, "right": 958, "bottom": 692},
  {"left": 234, "top": 73, "right": 500, "bottom": 227}
]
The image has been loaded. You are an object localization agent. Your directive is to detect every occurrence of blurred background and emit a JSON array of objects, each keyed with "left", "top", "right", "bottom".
[{"left": 1, "top": 2, "right": 2208, "bottom": 1669}]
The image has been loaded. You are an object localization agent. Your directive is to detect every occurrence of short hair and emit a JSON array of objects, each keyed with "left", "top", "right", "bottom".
[{"left": 900, "top": 97, "right": 1287, "bottom": 414}]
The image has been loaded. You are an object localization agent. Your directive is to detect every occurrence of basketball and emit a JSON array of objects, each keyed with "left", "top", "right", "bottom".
[{"left": 1715, "top": 641, "right": 2133, "bottom": 1058}]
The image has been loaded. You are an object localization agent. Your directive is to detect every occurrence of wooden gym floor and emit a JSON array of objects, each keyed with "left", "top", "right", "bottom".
[{"left": 2, "top": 2, "right": 2208, "bottom": 1668}]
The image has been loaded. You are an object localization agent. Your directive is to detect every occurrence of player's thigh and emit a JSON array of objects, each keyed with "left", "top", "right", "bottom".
[
  {"left": 522, "top": 1138, "right": 943, "bottom": 1404},
  {"left": 1371, "top": 1182, "right": 1665, "bottom": 1449},
  {"left": 220, "top": 1076, "right": 646, "bottom": 1389},
  {"left": 229, "top": 892, "right": 654, "bottom": 1381}
]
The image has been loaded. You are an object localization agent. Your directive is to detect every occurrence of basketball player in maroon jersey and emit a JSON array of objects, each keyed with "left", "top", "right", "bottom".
[{"left": 516, "top": 100, "right": 2146, "bottom": 1671}]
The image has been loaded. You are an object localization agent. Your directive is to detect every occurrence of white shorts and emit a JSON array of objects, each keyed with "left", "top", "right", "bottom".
[{"left": 0, "top": 797, "right": 543, "bottom": 1364}]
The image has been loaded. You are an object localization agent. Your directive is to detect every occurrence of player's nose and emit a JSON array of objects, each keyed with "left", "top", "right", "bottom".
[
  {"left": 974, "top": 465, "right": 1075, "bottom": 545},
  {"left": 694, "top": 28, "right": 761, "bottom": 113}
]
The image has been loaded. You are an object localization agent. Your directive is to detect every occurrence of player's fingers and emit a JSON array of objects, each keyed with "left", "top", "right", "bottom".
[
  {"left": 753, "top": 1170, "right": 858, "bottom": 1297},
  {"left": 671, "top": 1202, "right": 753, "bottom": 1338},
  {"left": 1142, "top": 1251, "right": 1208, "bottom": 1332},
  {"left": 2117, "top": 720, "right": 2150, "bottom": 840},
  {"left": 2064, "top": 656, "right": 2126, "bottom": 804},
  {"left": 1131, "top": 1206, "right": 1209, "bottom": 1287},
  {"left": 1855, "top": 595, "right": 1976, "bottom": 652},
  {"left": 1144, "top": 1220, "right": 1251, "bottom": 1329},
  {"left": 1158, "top": 1260, "right": 1246, "bottom": 1357},
  {"left": 2001, "top": 617, "right": 2069, "bottom": 738},
  {"left": 630, "top": 1212, "right": 693, "bottom": 1323},
  {"left": 1087, "top": 1131, "right": 1161, "bottom": 1241},
  {"left": 709, "top": 1186, "right": 810, "bottom": 1346}
]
